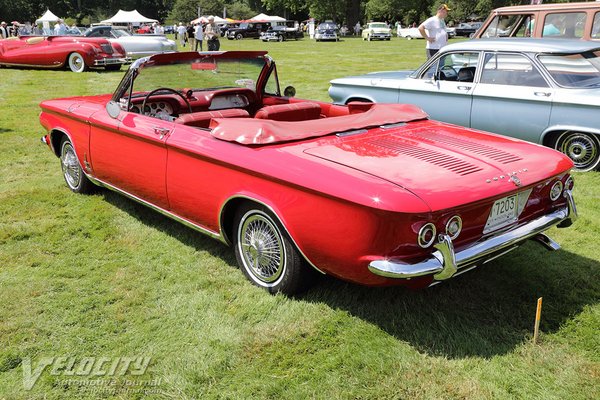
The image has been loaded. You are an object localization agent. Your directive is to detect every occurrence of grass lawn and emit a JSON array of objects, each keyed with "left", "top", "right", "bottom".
[{"left": 0, "top": 36, "right": 599, "bottom": 399}]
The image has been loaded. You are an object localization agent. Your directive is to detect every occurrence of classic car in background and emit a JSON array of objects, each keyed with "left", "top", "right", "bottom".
[
  {"left": 475, "top": 1, "right": 600, "bottom": 40},
  {"left": 362, "top": 22, "right": 392, "bottom": 41},
  {"left": 397, "top": 27, "right": 423, "bottom": 39},
  {"left": 82, "top": 26, "right": 176, "bottom": 58},
  {"left": 329, "top": 38, "right": 600, "bottom": 171},
  {"left": 315, "top": 21, "right": 339, "bottom": 41},
  {"left": 455, "top": 22, "right": 483, "bottom": 37},
  {"left": 40, "top": 51, "right": 576, "bottom": 294},
  {"left": 260, "top": 21, "right": 303, "bottom": 42},
  {"left": 0, "top": 36, "right": 130, "bottom": 72},
  {"left": 227, "top": 22, "right": 270, "bottom": 39}
]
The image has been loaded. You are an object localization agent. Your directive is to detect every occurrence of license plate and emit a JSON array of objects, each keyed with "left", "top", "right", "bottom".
[{"left": 484, "top": 194, "right": 518, "bottom": 233}]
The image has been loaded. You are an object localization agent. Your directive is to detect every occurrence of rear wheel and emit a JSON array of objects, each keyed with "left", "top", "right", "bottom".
[
  {"left": 233, "top": 204, "right": 315, "bottom": 295},
  {"left": 59, "top": 136, "right": 95, "bottom": 193},
  {"left": 554, "top": 131, "right": 600, "bottom": 172},
  {"left": 67, "top": 52, "right": 86, "bottom": 73}
]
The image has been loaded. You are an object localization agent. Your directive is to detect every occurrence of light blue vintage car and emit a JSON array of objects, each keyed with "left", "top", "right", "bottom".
[{"left": 329, "top": 38, "right": 600, "bottom": 171}]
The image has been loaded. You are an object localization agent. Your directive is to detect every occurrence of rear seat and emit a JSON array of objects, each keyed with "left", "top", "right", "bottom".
[
  {"left": 174, "top": 109, "right": 250, "bottom": 128},
  {"left": 254, "top": 102, "right": 322, "bottom": 121}
]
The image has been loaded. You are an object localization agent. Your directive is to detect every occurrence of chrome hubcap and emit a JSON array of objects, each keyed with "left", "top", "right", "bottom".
[
  {"left": 239, "top": 213, "right": 284, "bottom": 284},
  {"left": 61, "top": 143, "right": 80, "bottom": 188},
  {"left": 559, "top": 132, "right": 599, "bottom": 170},
  {"left": 71, "top": 55, "right": 83, "bottom": 71}
]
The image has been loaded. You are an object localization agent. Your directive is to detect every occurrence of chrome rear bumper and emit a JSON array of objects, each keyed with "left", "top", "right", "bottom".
[{"left": 369, "top": 190, "right": 577, "bottom": 281}]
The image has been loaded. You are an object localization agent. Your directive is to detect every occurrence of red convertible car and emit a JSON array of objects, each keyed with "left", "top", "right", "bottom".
[
  {"left": 0, "top": 36, "right": 130, "bottom": 72},
  {"left": 40, "top": 51, "right": 577, "bottom": 294}
]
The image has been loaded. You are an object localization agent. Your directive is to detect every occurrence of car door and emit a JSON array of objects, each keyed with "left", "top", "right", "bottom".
[
  {"left": 397, "top": 51, "right": 480, "bottom": 127},
  {"left": 89, "top": 108, "right": 172, "bottom": 209},
  {"left": 470, "top": 52, "right": 553, "bottom": 143}
]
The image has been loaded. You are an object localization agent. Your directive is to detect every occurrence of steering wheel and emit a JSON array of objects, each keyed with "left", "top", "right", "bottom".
[
  {"left": 141, "top": 87, "right": 193, "bottom": 117},
  {"left": 439, "top": 65, "right": 457, "bottom": 81}
]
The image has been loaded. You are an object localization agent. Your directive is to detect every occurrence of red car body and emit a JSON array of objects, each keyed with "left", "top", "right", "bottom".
[
  {"left": 39, "top": 51, "right": 577, "bottom": 294},
  {"left": 0, "top": 36, "right": 130, "bottom": 72}
]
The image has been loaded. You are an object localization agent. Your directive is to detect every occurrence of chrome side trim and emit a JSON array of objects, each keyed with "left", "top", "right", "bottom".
[
  {"left": 369, "top": 205, "right": 572, "bottom": 281},
  {"left": 219, "top": 195, "right": 326, "bottom": 274},
  {"left": 93, "top": 57, "right": 132, "bottom": 66},
  {"left": 87, "top": 176, "right": 225, "bottom": 243}
]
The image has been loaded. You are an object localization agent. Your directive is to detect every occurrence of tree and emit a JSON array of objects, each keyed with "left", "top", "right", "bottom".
[{"left": 227, "top": 1, "right": 256, "bottom": 20}]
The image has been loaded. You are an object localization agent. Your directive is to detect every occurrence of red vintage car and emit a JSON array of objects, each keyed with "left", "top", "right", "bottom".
[
  {"left": 0, "top": 36, "right": 130, "bottom": 72},
  {"left": 39, "top": 51, "right": 577, "bottom": 294}
]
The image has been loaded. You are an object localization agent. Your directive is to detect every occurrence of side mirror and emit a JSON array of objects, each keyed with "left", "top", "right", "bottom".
[
  {"left": 106, "top": 100, "right": 121, "bottom": 119},
  {"left": 283, "top": 86, "right": 296, "bottom": 97}
]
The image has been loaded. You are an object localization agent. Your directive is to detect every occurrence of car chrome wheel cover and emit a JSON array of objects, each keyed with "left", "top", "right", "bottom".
[
  {"left": 557, "top": 132, "right": 600, "bottom": 171},
  {"left": 238, "top": 211, "right": 285, "bottom": 285},
  {"left": 61, "top": 142, "right": 81, "bottom": 188},
  {"left": 69, "top": 53, "right": 84, "bottom": 72}
]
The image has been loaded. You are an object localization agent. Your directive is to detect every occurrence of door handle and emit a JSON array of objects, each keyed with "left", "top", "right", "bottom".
[
  {"left": 153, "top": 126, "right": 170, "bottom": 139},
  {"left": 457, "top": 86, "right": 471, "bottom": 91},
  {"left": 534, "top": 92, "right": 551, "bottom": 97}
]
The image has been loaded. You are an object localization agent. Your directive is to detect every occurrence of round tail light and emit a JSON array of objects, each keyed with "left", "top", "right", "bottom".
[
  {"left": 418, "top": 223, "right": 436, "bottom": 248},
  {"left": 445, "top": 216, "right": 462, "bottom": 239},
  {"left": 565, "top": 176, "right": 574, "bottom": 191},
  {"left": 550, "top": 181, "right": 563, "bottom": 201}
]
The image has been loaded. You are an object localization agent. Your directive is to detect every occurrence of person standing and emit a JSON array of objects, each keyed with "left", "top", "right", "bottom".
[
  {"left": 177, "top": 22, "right": 187, "bottom": 47},
  {"left": 186, "top": 23, "right": 195, "bottom": 49},
  {"left": 418, "top": 4, "right": 450, "bottom": 59},
  {"left": 194, "top": 23, "right": 204, "bottom": 52},
  {"left": 0, "top": 22, "right": 7, "bottom": 39},
  {"left": 205, "top": 17, "right": 220, "bottom": 51}
]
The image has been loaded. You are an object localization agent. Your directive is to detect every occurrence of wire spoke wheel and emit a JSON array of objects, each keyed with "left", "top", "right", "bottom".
[
  {"left": 556, "top": 131, "right": 600, "bottom": 172},
  {"left": 61, "top": 142, "right": 81, "bottom": 189},
  {"left": 239, "top": 212, "right": 285, "bottom": 283}
]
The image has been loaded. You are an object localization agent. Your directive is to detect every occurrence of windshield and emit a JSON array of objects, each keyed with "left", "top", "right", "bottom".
[
  {"left": 318, "top": 23, "right": 337, "bottom": 30},
  {"left": 112, "top": 29, "right": 131, "bottom": 38},
  {"left": 538, "top": 50, "right": 600, "bottom": 88},
  {"left": 370, "top": 23, "right": 388, "bottom": 29},
  {"left": 124, "top": 56, "right": 267, "bottom": 99}
]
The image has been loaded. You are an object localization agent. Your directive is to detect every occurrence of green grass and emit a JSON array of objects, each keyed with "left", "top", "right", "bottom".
[{"left": 0, "top": 36, "right": 599, "bottom": 399}]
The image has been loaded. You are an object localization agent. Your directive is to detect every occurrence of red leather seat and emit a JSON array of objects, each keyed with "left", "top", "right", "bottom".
[
  {"left": 254, "top": 102, "right": 322, "bottom": 121},
  {"left": 175, "top": 109, "right": 250, "bottom": 128}
]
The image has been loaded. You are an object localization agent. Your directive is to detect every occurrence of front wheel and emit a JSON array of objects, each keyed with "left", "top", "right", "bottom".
[
  {"left": 554, "top": 131, "right": 600, "bottom": 172},
  {"left": 233, "top": 204, "right": 315, "bottom": 294},
  {"left": 59, "top": 137, "right": 95, "bottom": 193},
  {"left": 235, "top": 33, "right": 243, "bottom": 40},
  {"left": 278, "top": 35, "right": 284, "bottom": 42},
  {"left": 67, "top": 52, "right": 87, "bottom": 73}
]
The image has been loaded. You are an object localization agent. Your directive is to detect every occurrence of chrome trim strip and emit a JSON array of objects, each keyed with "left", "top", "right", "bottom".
[
  {"left": 93, "top": 57, "right": 132, "bottom": 66},
  {"left": 87, "top": 176, "right": 225, "bottom": 243},
  {"left": 219, "top": 195, "right": 326, "bottom": 274},
  {"left": 369, "top": 205, "right": 572, "bottom": 280},
  {"left": 0, "top": 62, "right": 63, "bottom": 68}
]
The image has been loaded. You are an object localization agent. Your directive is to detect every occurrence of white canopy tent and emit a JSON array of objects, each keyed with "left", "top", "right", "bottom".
[
  {"left": 190, "top": 15, "right": 227, "bottom": 24},
  {"left": 249, "top": 13, "right": 285, "bottom": 22},
  {"left": 35, "top": 9, "right": 60, "bottom": 24},
  {"left": 35, "top": 9, "right": 60, "bottom": 34},
  {"left": 100, "top": 10, "right": 157, "bottom": 24}
]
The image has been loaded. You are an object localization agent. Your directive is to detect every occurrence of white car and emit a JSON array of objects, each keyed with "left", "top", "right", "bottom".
[{"left": 83, "top": 26, "right": 176, "bottom": 58}]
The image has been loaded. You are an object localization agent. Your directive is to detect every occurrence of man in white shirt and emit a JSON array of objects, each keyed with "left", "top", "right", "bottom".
[
  {"left": 0, "top": 22, "right": 7, "bottom": 39},
  {"left": 194, "top": 23, "right": 204, "bottom": 52},
  {"left": 418, "top": 4, "right": 450, "bottom": 59},
  {"left": 54, "top": 19, "right": 67, "bottom": 35},
  {"left": 177, "top": 23, "right": 187, "bottom": 47}
]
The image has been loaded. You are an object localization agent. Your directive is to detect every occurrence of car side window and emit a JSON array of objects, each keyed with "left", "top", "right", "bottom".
[
  {"left": 480, "top": 53, "right": 548, "bottom": 88},
  {"left": 592, "top": 12, "right": 600, "bottom": 39},
  {"left": 263, "top": 65, "right": 281, "bottom": 96},
  {"left": 483, "top": 14, "right": 531, "bottom": 37},
  {"left": 542, "top": 12, "right": 587, "bottom": 38},
  {"left": 421, "top": 52, "right": 479, "bottom": 82}
]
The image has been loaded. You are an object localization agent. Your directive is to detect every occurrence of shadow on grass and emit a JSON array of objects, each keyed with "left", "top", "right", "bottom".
[
  {"left": 0, "top": 127, "right": 12, "bottom": 134},
  {"left": 101, "top": 189, "right": 599, "bottom": 359}
]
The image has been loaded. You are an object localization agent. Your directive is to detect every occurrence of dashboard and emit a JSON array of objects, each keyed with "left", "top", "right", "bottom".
[
  {"left": 130, "top": 101, "right": 174, "bottom": 116},
  {"left": 209, "top": 94, "right": 250, "bottom": 110}
]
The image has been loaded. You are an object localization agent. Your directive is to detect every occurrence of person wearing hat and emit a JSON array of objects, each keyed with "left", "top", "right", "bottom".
[
  {"left": 418, "top": 4, "right": 451, "bottom": 59},
  {"left": 0, "top": 22, "right": 7, "bottom": 39},
  {"left": 205, "top": 17, "right": 220, "bottom": 51}
]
